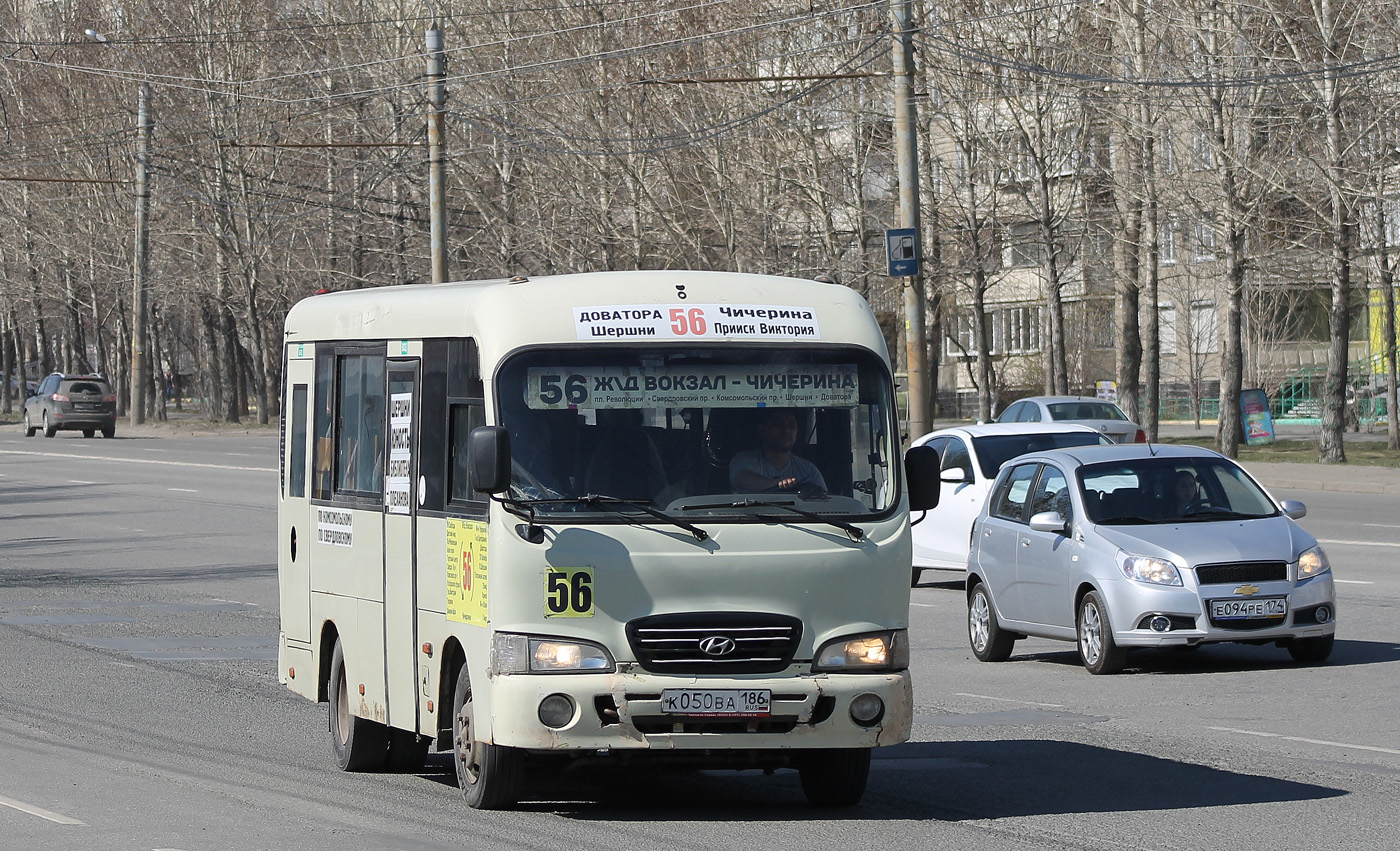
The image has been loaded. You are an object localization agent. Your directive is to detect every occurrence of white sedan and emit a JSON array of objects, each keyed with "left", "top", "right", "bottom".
[
  {"left": 996, "top": 396, "right": 1145, "bottom": 444},
  {"left": 909, "top": 422, "right": 1108, "bottom": 584}
]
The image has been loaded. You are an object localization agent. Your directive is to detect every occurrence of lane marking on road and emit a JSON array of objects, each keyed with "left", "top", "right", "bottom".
[
  {"left": 1334, "top": 579, "right": 1374, "bottom": 585},
  {"left": 1318, "top": 538, "right": 1400, "bottom": 548},
  {"left": 0, "top": 449, "right": 273, "bottom": 473},
  {"left": 0, "top": 793, "right": 85, "bottom": 825},
  {"left": 168, "top": 488, "right": 199, "bottom": 493},
  {"left": 1209, "top": 726, "right": 1400, "bottom": 756},
  {"left": 68, "top": 480, "right": 96, "bottom": 485},
  {"left": 955, "top": 692, "right": 1064, "bottom": 709},
  {"left": 910, "top": 602, "right": 938, "bottom": 608}
]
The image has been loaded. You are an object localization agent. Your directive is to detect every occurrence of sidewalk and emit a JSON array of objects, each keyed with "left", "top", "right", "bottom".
[
  {"left": 1157, "top": 420, "right": 1400, "bottom": 495},
  {"left": 1242, "top": 460, "right": 1400, "bottom": 496}
]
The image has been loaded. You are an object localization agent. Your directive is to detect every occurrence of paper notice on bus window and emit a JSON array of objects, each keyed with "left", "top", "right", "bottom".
[
  {"left": 574, "top": 304, "right": 819, "bottom": 341},
  {"left": 316, "top": 508, "right": 353, "bottom": 547},
  {"left": 385, "top": 392, "right": 413, "bottom": 514},
  {"left": 525, "top": 364, "right": 859, "bottom": 410},
  {"left": 446, "top": 519, "right": 489, "bottom": 626}
]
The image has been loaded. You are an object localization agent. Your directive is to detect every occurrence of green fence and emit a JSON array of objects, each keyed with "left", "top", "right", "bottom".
[{"left": 1161, "top": 360, "right": 1391, "bottom": 425}]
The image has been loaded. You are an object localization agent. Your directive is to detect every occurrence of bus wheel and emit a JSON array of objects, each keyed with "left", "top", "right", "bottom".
[
  {"left": 452, "top": 659, "right": 524, "bottom": 809},
  {"left": 328, "top": 638, "right": 389, "bottom": 771},
  {"left": 798, "top": 748, "right": 870, "bottom": 807},
  {"left": 386, "top": 728, "right": 430, "bottom": 772}
]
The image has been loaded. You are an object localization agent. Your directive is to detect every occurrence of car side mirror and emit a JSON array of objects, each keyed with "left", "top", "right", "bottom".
[
  {"left": 940, "top": 467, "right": 971, "bottom": 484},
  {"left": 1028, "top": 511, "right": 1068, "bottom": 534},
  {"left": 905, "top": 445, "right": 941, "bottom": 511},
  {"left": 467, "top": 426, "right": 512, "bottom": 494},
  {"left": 1279, "top": 499, "right": 1306, "bottom": 520}
]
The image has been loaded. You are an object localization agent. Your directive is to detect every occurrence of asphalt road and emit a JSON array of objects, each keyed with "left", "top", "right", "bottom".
[{"left": 1, "top": 427, "right": 1398, "bottom": 850}]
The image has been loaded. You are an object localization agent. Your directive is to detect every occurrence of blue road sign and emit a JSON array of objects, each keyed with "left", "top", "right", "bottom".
[{"left": 886, "top": 228, "right": 919, "bottom": 277}]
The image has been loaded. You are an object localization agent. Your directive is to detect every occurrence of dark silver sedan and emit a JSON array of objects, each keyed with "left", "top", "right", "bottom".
[{"left": 966, "top": 444, "right": 1336, "bottom": 673}]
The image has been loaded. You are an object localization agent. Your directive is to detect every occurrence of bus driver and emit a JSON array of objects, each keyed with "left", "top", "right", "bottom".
[{"left": 729, "top": 408, "right": 827, "bottom": 493}]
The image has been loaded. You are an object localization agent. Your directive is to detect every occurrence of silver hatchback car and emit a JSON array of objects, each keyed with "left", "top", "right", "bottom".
[{"left": 966, "top": 444, "right": 1336, "bottom": 674}]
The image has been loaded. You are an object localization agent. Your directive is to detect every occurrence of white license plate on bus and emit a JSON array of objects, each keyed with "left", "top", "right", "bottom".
[
  {"left": 660, "top": 689, "right": 771, "bottom": 717},
  {"left": 1210, "top": 597, "right": 1287, "bottom": 620}
]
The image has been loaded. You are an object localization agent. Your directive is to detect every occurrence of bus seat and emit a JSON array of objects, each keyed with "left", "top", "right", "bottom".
[{"left": 583, "top": 426, "right": 667, "bottom": 501}]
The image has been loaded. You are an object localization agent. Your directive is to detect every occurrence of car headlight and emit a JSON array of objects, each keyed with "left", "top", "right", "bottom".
[
  {"left": 1115, "top": 550, "right": 1183, "bottom": 586},
  {"left": 1297, "top": 545, "right": 1331, "bottom": 579},
  {"left": 492, "top": 633, "right": 615, "bottom": 674},
  {"left": 812, "top": 630, "right": 909, "bottom": 673}
]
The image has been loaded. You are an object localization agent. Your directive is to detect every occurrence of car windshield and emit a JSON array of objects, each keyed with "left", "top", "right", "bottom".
[
  {"left": 1047, "top": 402, "right": 1126, "bottom": 421},
  {"left": 971, "top": 432, "right": 1107, "bottom": 478},
  {"left": 1079, "top": 457, "right": 1279, "bottom": 524},
  {"left": 493, "top": 346, "right": 898, "bottom": 521}
]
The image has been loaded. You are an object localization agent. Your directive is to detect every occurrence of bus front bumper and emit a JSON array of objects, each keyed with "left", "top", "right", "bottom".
[{"left": 486, "top": 668, "right": 912, "bottom": 752}]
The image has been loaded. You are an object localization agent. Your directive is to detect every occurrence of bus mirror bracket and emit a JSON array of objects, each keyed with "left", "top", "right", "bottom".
[
  {"left": 468, "top": 426, "right": 512, "bottom": 495},
  {"left": 905, "top": 445, "right": 941, "bottom": 512}
]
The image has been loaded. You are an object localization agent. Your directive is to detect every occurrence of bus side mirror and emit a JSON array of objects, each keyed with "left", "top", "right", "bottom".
[
  {"left": 905, "top": 445, "right": 941, "bottom": 512},
  {"left": 468, "top": 426, "right": 512, "bottom": 494}
]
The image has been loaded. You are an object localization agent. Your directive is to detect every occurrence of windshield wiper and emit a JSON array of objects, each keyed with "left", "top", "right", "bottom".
[
  {"left": 1095, "top": 515, "right": 1156, "bottom": 525},
  {"left": 501, "top": 493, "right": 709, "bottom": 541},
  {"left": 1172, "top": 510, "right": 1265, "bottom": 522},
  {"left": 679, "top": 498, "right": 865, "bottom": 542}
]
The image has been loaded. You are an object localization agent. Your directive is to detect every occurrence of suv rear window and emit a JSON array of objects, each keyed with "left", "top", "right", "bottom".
[{"left": 62, "top": 380, "right": 109, "bottom": 395}]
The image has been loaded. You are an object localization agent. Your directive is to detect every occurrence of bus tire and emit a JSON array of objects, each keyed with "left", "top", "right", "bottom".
[
  {"left": 386, "top": 728, "right": 430, "bottom": 772},
  {"left": 798, "top": 748, "right": 870, "bottom": 807},
  {"left": 328, "top": 638, "right": 389, "bottom": 771},
  {"left": 452, "top": 659, "right": 524, "bottom": 809}
]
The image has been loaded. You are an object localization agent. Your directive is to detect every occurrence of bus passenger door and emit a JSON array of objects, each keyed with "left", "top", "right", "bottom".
[
  {"left": 279, "top": 346, "right": 315, "bottom": 647},
  {"left": 383, "top": 362, "right": 421, "bottom": 731}
]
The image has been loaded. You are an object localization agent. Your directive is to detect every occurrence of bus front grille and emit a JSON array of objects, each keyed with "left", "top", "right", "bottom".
[{"left": 626, "top": 612, "right": 803, "bottom": 674}]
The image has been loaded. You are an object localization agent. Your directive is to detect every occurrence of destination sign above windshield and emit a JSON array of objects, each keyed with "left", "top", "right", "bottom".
[{"left": 525, "top": 364, "right": 858, "bottom": 409}]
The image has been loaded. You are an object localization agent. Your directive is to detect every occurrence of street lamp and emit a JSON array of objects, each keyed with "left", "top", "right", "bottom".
[{"left": 86, "top": 28, "right": 151, "bottom": 427}]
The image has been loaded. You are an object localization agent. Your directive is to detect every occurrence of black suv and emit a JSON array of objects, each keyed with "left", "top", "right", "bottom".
[{"left": 24, "top": 373, "right": 117, "bottom": 438}]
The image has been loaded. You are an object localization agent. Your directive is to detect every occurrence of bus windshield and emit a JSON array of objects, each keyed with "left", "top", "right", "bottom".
[{"left": 494, "top": 346, "right": 898, "bottom": 520}]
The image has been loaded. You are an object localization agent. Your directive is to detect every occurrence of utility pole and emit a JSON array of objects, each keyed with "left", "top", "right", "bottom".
[
  {"left": 426, "top": 25, "right": 448, "bottom": 283},
  {"left": 892, "top": 0, "right": 928, "bottom": 440},
  {"left": 132, "top": 81, "right": 151, "bottom": 425}
]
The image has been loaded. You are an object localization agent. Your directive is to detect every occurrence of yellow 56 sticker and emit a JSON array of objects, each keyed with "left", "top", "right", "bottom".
[{"left": 544, "top": 567, "right": 594, "bottom": 618}]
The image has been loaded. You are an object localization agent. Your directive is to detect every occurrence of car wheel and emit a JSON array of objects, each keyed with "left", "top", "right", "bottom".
[
  {"left": 101, "top": 426, "right": 115, "bottom": 439},
  {"left": 798, "top": 748, "right": 871, "bottom": 808},
  {"left": 1077, "top": 591, "right": 1126, "bottom": 674},
  {"left": 453, "top": 657, "right": 524, "bottom": 809},
  {"left": 23, "top": 411, "right": 36, "bottom": 437},
  {"left": 911, "top": 566, "right": 921, "bottom": 587},
  {"left": 328, "top": 638, "right": 389, "bottom": 771},
  {"left": 42, "top": 411, "right": 56, "bottom": 438},
  {"left": 1287, "top": 634, "right": 1334, "bottom": 664},
  {"left": 968, "top": 582, "right": 1015, "bottom": 662},
  {"left": 82, "top": 429, "right": 95, "bottom": 438}
]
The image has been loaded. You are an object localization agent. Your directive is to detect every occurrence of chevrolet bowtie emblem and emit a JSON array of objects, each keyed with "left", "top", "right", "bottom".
[{"left": 1234, "top": 584, "right": 1261, "bottom": 596}]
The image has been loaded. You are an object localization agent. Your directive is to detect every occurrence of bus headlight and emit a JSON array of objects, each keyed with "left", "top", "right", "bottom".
[
  {"left": 812, "top": 630, "right": 908, "bottom": 673},
  {"left": 492, "top": 633, "right": 615, "bottom": 674},
  {"left": 1297, "top": 545, "right": 1331, "bottom": 579}
]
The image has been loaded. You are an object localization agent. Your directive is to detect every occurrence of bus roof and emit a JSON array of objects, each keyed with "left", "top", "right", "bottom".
[{"left": 283, "top": 270, "right": 890, "bottom": 367}]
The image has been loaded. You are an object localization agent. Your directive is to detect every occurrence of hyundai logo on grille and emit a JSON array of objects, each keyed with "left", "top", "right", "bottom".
[{"left": 698, "top": 636, "right": 737, "bottom": 656}]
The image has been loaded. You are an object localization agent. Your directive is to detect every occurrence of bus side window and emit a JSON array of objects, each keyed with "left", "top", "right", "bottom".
[
  {"left": 448, "top": 403, "right": 487, "bottom": 505},
  {"left": 335, "top": 351, "right": 386, "bottom": 497},
  {"left": 313, "top": 347, "right": 335, "bottom": 500},
  {"left": 288, "top": 385, "right": 308, "bottom": 498}
]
